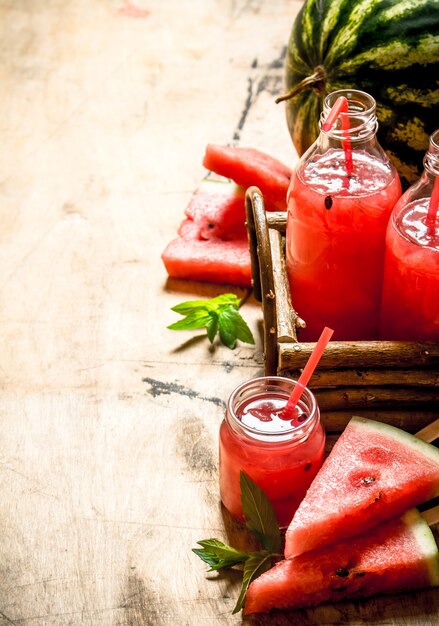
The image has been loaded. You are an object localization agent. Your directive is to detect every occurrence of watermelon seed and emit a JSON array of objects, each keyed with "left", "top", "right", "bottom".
[
  {"left": 324, "top": 195, "right": 333, "bottom": 210},
  {"left": 304, "top": 462, "right": 312, "bottom": 472},
  {"left": 335, "top": 568, "right": 349, "bottom": 578},
  {"left": 355, "top": 571, "right": 366, "bottom": 577}
]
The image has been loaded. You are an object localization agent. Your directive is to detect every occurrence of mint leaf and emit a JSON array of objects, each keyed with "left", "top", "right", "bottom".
[
  {"left": 167, "top": 309, "right": 211, "bottom": 330},
  {"left": 193, "top": 539, "right": 249, "bottom": 571},
  {"left": 232, "top": 550, "right": 272, "bottom": 614},
  {"left": 205, "top": 311, "right": 219, "bottom": 343},
  {"left": 240, "top": 471, "right": 282, "bottom": 553},
  {"left": 171, "top": 300, "right": 210, "bottom": 314},
  {"left": 218, "top": 306, "right": 239, "bottom": 349},
  {"left": 168, "top": 293, "right": 254, "bottom": 349},
  {"left": 221, "top": 305, "right": 255, "bottom": 345},
  {"left": 209, "top": 293, "right": 240, "bottom": 307}
]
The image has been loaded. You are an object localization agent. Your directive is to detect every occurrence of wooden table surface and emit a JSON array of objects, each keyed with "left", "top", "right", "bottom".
[{"left": 1, "top": 1, "right": 437, "bottom": 624}]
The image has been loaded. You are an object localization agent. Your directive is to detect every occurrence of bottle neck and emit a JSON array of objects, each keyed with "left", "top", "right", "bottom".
[
  {"left": 423, "top": 129, "right": 439, "bottom": 178},
  {"left": 319, "top": 89, "right": 379, "bottom": 146}
]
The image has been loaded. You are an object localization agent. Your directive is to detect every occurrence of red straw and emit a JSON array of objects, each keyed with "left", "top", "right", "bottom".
[
  {"left": 426, "top": 176, "right": 439, "bottom": 235},
  {"left": 322, "top": 96, "right": 353, "bottom": 178},
  {"left": 281, "top": 326, "right": 334, "bottom": 419}
]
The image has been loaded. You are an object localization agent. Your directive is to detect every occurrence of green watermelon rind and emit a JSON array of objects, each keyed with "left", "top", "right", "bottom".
[
  {"left": 351, "top": 416, "right": 439, "bottom": 483},
  {"left": 284, "top": 0, "right": 439, "bottom": 185},
  {"left": 403, "top": 509, "right": 439, "bottom": 587}
]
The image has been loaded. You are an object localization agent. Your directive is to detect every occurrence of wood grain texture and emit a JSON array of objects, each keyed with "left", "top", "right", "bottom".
[{"left": 0, "top": 1, "right": 437, "bottom": 625}]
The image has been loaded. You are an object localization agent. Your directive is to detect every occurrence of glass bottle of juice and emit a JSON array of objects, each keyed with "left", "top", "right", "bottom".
[
  {"left": 286, "top": 90, "right": 401, "bottom": 341},
  {"left": 219, "top": 376, "right": 325, "bottom": 528},
  {"left": 380, "top": 129, "right": 439, "bottom": 341}
]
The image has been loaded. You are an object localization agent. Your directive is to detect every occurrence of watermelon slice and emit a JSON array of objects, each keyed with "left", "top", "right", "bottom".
[
  {"left": 177, "top": 179, "right": 247, "bottom": 242},
  {"left": 202, "top": 144, "right": 292, "bottom": 211},
  {"left": 284, "top": 417, "right": 439, "bottom": 558},
  {"left": 244, "top": 508, "right": 439, "bottom": 614},
  {"left": 162, "top": 180, "right": 252, "bottom": 287}
]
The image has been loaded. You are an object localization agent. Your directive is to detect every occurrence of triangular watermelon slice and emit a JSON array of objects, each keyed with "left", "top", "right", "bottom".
[
  {"left": 244, "top": 508, "right": 439, "bottom": 614},
  {"left": 284, "top": 416, "right": 439, "bottom": 558},
  {"left": 202, "top": 144, "right": 292, "bottom": 211},
  {"left": 161, "top": 179, "right": 252, "bottom": 287}
]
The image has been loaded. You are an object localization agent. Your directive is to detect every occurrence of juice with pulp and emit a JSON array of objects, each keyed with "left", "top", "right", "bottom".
[
  {"left": 380, "top": 199, "right": 439, "bottom": 340},
  {"left": 286, "top": 149, "right": 401, "bottom": 341},
  {"left": 219, "top": 377, "right": 325, "bottom": 528}
]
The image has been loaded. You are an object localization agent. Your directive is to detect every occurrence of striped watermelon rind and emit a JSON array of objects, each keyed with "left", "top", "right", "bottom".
[
  {"left": 405, "top": 509, "right": 439, "bottom": 586},
  {"left": 283, "top": 0, "right": 439, "bottom": 186},
  {"left": 350, "top": 416, "right": 439, "bottom": 472}
]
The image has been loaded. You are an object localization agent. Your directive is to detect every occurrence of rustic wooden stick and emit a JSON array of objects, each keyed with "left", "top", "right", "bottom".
[
  {"left": 320, "top": 410, "right": 435, "bottom": 434},
  {"left": 281, "top": 367, "right": 439, "bottom": 389},
  {"left": 245, "top": 187, "right": 263, "bottom": 303},
  {"left": 269, "top": 228, "right": 298, "bottom": 344},
  {"left": 245, "top": 187, "right": 278, "bottom": 375},
  {"left": 279, "top": 341, "right": 439, "bottom": 369},
  {"left": 266, "top": 211, "right": 287, "bottom": 232},
  {"left": 415, "top": 418, "right": 439, "bottom": 443},
  {"left": 314, "top": 387, "right": 439, "bottom": 411},
  {"left": 421, "top": 505, "right": 439, "bottom": 527}
]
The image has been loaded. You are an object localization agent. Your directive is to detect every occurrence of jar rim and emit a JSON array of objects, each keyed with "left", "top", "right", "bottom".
[
  {"left": 226, "top": 376, "right": 319, "bottom": 441},
  {"left": 323, "top": 89, "right": 376, "bottom": 117}
]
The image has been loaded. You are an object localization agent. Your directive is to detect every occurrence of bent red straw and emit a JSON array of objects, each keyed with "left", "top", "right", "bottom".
[
  {"left": 322, "top": 96, "right": 353, "bottom": 177},
  {"left": 281, "top": 326, "right": 334, "bottom": 419}
]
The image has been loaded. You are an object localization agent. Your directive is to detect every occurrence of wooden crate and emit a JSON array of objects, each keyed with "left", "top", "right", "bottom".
[{"left": 245, "top": 187, "right": 439, "bottom": 439}]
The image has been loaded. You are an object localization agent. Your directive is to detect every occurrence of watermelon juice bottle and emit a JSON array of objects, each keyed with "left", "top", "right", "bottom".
[
  {"left": 219, "top": 376, "right": 325, "bottom": 528},
  {"left": 380, "top": 129, "right": 439, "bottom": 341},
  {"left": 286, "top": 90, "right": 401, "bottom": 341}
]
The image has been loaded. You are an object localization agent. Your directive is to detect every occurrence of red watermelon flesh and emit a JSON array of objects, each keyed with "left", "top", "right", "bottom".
[
  {"left": 285, "top": 417, "right": 439, "bottom": 559},
  {"left": 162, "top": 179, "right": 252, "bottom": 287},
  {"left": 161, "top": 237, "right": 251, "bottom": 287},
  {"left": 178, "top": 180, "right": 247, "bottom": 242},
  {"left": 244, "top": 508, "right": 439, "bottom": 614},
  {"left": 202, "top": 144, "right": 292, "bottom": 211}
]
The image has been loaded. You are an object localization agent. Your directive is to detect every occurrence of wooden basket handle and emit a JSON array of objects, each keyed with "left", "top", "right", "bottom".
[{"left": 245, "top": 187, "right": 278, "bottom": 375}]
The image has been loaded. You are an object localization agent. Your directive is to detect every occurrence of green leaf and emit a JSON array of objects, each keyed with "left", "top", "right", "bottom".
[
  {"left": 221, "top": 305, "right": 255, "bottom": 345},
  {"left": 218, "top": 308, "right": 238, "bottom": 349},
  {"left": 205, "top": 311, "right": 219, "bottom": 343},
  {"left": 192, "top": 538, "right": 249, "bottom": 571},
  {"left": 171, "top": 300, "right": 210, "bottom": 314},
  {"left": 168, "top": 293, "right": 254, "bottom": 349},
  {"left": 232, "top": 550, "right": 272, "bottom": 614},
  {"left": 240, "top": 471, "right": 282, "bottom": 553},
  {"left": 167, "top": 310, "right": 211, "bottom": 331},
  {"left": 209, "top": 293, "right": 240, "bottom": 307}
]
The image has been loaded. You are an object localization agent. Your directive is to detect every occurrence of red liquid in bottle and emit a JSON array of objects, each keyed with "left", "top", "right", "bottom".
[
  {"left": 380, "top": 199, "right": 439, "bottom": 340},
  {"left": 286, "top": 149, "right": 401, "bottom": 341}
]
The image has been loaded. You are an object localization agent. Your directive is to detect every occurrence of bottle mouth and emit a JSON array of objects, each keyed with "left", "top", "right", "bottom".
[
  {"left": 226, "top": 376, "right": 319, "bottom": 443},
  {"left": 320, "top": 89, "right": 378, "bottom": 140},
  {"left": 424, "top": 129, "right": 439, "bottom": 175}
]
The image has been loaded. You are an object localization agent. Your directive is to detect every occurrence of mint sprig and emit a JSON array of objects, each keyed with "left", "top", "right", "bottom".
[
  {"left": 192, "top": 539, "right": 249, "bottom": 571},
  {"left": 168, "top": 293, "right": 255, "bottom": 349},
  {"left": 192, "top": 471, "right": 282, "bottom": 614}
]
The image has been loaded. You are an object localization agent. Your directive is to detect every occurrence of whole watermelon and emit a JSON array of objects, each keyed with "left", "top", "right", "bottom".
[{"left": 281, "top": 0, "right": 439, "bottom": 186}]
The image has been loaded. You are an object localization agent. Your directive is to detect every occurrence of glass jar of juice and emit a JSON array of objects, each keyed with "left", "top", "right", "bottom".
[
  {"left": 380, "top": 129, "right": 439, "bottom": 341},
  {"left": 286, "top": 89, "right": 401, "bottom": 341},
  {"left": 219, "top": 376, "right": 325, "bottom": 528}
]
